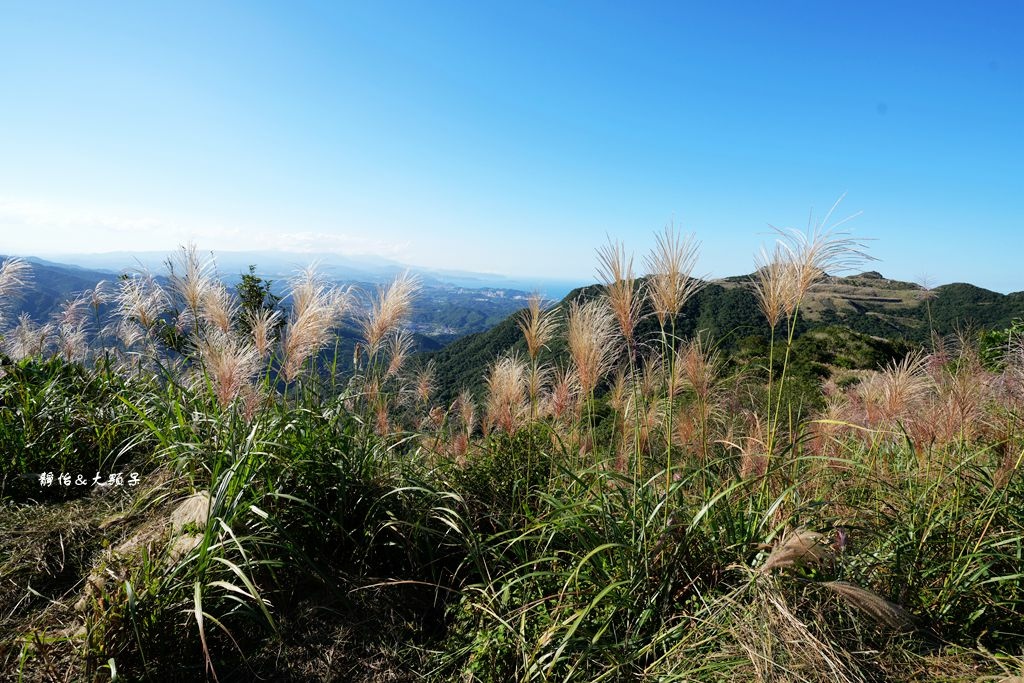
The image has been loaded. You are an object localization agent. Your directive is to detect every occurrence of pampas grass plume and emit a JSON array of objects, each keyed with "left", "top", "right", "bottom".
[
  {"left": 361, "top": 271, "right": 420, "bottom": 357},
  {"left": 643, "top": 224, "right": 704, "bottom": 328},
  {"left": 566, "top": 297, "right": 617, "bottom": 398}
]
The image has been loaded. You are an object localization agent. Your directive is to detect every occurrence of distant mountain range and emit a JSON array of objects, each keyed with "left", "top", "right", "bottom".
[
  {"left": 0, "top": 253, "right": 578, "bottom": 348},
  {"left": 34, "top": 250, "right": 584, "bottom": 299},
  {"left": 4, "top": 253, "right": 1022, "bottom": 403}
]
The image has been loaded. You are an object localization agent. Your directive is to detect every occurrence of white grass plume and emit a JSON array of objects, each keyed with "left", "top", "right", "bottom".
[
  {"left": 195, "top": 330, "right": 262, "bottom": 408},
  {"left": 484, "top": 352, "right": 528, "bottom": 434},
  {"left": 360, "top": 271, "right": 420, "bottom": 358},
  {"left": 643, "top": 224, "right": 704, "bottom": 328},
  {"left": 566, "top": 297, "right": 617, "bottom": 397},
  {"left": 517, "top": 292, "right": 559, "bottom": 362},
  {"left": 280, "top": 266, "right": 349, "bottom": 382},
  {"left": 167, "top": 243, "right": 217, "bottom": 328},
  {"left": 247, "top": 307, "right": 281, "bottom": 358},
  {"left": 3, "top": 313, "right": 53, "bottom": 360},
  {"left": 596, "top": 238, "right": 641, "bottom": 345},
  {"left": 117, "top": 272, "right": 168, "bottom": 331},
  {"left": 385, "top": 329, "right": 415, "bottom": 378},
  {"left": 0, "top": 257, "right": 32, "bottom": 328},
  {"left": 200, "top": 282, "right": 239, "bottom": 335},
  {"left": 755, "top": 197, "right": 874, "bottom": 326}
]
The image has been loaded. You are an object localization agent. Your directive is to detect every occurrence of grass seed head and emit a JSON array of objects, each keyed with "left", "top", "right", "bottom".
[
  {"left": 280, "top": 266, "right": 349, "bottom": 382},
  {"left": 543, "top": 365, "right": 580, "bottom": 421},
  {"left": 360, "top": 271, "right": 420, "bottom": 357},
  {"left": 760, "top": 528, "right": 836, "bottom": 573},
  {"left": 596, "top": 237, "right": 641, "bottom": 344},
  {"left": 484, "top": 352, "right": 528, "bottom": 433},
  {"left": 643, "top": 224, "right": 704, "bottom": 328},
  {"left": 824, "top": 581, "right": 914, "bottom": 632},
  {"left": 117, "top": 272, "right": 168, "bottom": 331},
  {"left": 414, "top": 359, "right": 436, "bottom": 404},
  {"left": 247, "top": 307, "right": 281, "bottom": 358},
  {"left": 566, "top": 297, "right": 617, "bottom": 397},
  {"left": 516, "top": 292, "right": 559, "bottom": 361},
  {"left": 455, "top": 388, "right": 477, "bottom": 434},
  {"left": 3, "top": 312, "right": 53, "bottom": 360},
  {"left": 195, "top": 330, "right": 261, "bottom": 408},
  {"left": 200, "top": 281, "right": 238, "bottom": 335},
  {"left": 167, "top": 243, "right": 217, "bottom": 323},
  {"left": 385, "top": 329, "right": 415, "bottom": 378},
  {"left": 0, "top": 257, "right": 32, "bottom": 327}
]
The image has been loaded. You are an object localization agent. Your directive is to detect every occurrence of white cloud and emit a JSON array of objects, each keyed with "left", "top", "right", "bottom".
[
  {"left": 0, "top": 197, "right": 411, "bottom": 260},
  {"left": 246, "top": 230, "right": 412, "bottom": 258}
]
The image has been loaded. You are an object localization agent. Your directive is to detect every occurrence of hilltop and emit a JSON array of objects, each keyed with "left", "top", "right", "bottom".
[{"left": 422, "top": 271, "right": 1024, "bottom": 402}]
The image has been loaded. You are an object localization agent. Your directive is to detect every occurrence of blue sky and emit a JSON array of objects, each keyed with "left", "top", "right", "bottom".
[{"left": 0, "top": 2, "right": 1020, "bottom": 291}]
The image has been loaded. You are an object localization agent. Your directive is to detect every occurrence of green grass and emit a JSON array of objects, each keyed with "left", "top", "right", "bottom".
[
  {"left": 2, "top": 356, "right": 1021, "bottom": 681},
  {"left": 2, "top": 245, "right": 1023, "bottom": 681}
]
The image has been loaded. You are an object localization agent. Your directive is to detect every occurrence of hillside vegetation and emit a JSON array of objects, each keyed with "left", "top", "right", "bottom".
[
  {"left": 424, "top": 271, "right": 1024, "bottom": 404},
  {"left": 1, "top": 224, "right": 1023, "bottom": 682}
]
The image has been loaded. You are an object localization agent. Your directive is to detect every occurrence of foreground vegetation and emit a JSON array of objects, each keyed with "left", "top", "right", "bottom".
[{"left": 1, "top": 213, "right": 1023, "bottom": 681}]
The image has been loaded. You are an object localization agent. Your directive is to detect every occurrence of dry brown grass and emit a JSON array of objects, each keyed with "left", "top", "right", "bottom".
[
  {"left": 710, "top": 578, "right": 860, "bottom": 683},
  {"left": 760, "top": 528, "right": 836, "bottom": 574}
]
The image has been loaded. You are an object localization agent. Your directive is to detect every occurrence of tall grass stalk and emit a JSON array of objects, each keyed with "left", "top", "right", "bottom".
[{"left": 644, "top": 224, "right": 703, "bottom": 505}]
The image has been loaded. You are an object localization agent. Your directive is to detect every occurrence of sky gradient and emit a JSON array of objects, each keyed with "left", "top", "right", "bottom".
[{"left": 1, "top": 2, "right": 1021, "bottom": 291}]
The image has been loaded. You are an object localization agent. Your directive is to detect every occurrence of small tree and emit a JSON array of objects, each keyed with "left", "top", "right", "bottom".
[
  {"left": 980, "top": 318, "right": 1023, "bottom": 371},
  {"left": 237, "top": 265, "right": 281, "bottom": 319}
]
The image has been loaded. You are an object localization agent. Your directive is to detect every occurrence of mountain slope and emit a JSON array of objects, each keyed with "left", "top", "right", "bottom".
[
  {"left": 0, "top": 256, "right": 535, "bottom": 347},
  {"left": 0, "top": 257, "right": 117, "bottom": 323},
  {"left": 422, "top": 273, "right": 1024, "bottom": 403}
]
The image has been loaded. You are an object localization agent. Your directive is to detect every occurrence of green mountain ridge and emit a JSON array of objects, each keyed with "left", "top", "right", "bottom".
[{"left": 421, "top": 273, "right": 1024, "bottom": 403}]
